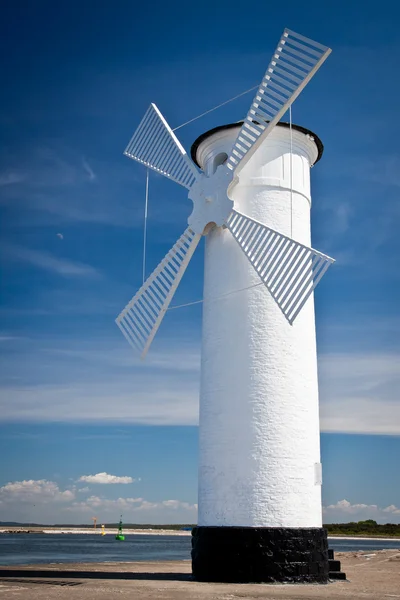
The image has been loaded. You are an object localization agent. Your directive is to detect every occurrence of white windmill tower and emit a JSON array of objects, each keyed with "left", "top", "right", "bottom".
[{"left": 116, "top": 29, "right": 335, "bottom": 583}]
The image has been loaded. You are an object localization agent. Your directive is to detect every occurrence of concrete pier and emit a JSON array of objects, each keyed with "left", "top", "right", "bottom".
[{"left": 0, "top": 549, "right": 399, "bottom": 599}]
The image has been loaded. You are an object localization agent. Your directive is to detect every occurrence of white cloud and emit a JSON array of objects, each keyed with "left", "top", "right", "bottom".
[
  {"left": 0, "top": 340, "right": 200, "bottom": 425},
  {"left": 161, "top": 499, "right": 194, "bottom": 510},
  {"left": 0, "top": 480, "right": 74, "bottom": 505},
  {"left": 0, "top": 479, "right": 196, "bottom": 524},
  {"left": 0, "top": 171, "right": 26, "bottom": 186},
  {"left": 323, "top": 499, "right": 400, "bottom": 524},
  {"left": 0, "top": 381, "right": 199, "bottom": 425},
  {"left": 78, "top": 472, "right": 135, "bottom": 484},
  {"left": 347, "top": 154, "right": 400, "bottom": 189},
  {"left": 82, "top": 158, "right": 96, "bottom": 181},
  {"left": 0, "top": 329, "right": 399, "bottom": 433},
  {"left": 319, "top": 353, "right": 400, "bottom": 435},
  {"left": 70, "top": 495, "right": 197, "bottom": 521},
  {"left": 1, "top": 147, "right": 80, "bottom": 189},
  {"left": 319, "top": 201, "right": 353, "bottom": 238},
  {"left": 0, "top": 335, "right": 26, "bottom": 342},
  {"left": 2, "top": 243, "right": 101, "bottom": 279},
  {"left": 0, "top": 284, "right": 123, "bottom": 318},
  {"left": 0, "top": 145, "right": 146, "bottom": 227},
  {"left": 383, "top": 505, "right": 400, "bottom": 513}
]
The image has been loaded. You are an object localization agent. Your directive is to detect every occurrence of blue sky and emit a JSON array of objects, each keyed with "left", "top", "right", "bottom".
[{"left": 0, "top": 0, "right": 399, "bottom": 524}]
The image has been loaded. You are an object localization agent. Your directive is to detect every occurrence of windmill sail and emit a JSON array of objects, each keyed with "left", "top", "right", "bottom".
[
  {"left": 124, "top": 103, "right": 198, "bottom": 189},
  {"left": 118, "top": 28, "right": 334, "bottom": 356},
  {"left": 225, "top": 210, "right": 334, "bottom": 324},
  {"left": 116, "top": 227, "right": 201, "bottom": 358},
  {"left": 226, "top": 29, "right": 331, "bottom": 175}
]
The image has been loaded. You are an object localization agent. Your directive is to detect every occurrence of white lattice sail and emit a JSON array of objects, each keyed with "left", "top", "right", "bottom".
[
  {"left": 124, "top": 103, "right": 198, "bottom": 189},
  {"left": 118, "top": 28, "right": 334, "bottom": 355},
  {"left": 226, "top": 210, "right": 334, "bottom": 324},
  {"left": 116, "top": 227, "right": 201, "bottom": 357},
  {"left": 226, "top": 29, "right": 331, "bottom": 174}
]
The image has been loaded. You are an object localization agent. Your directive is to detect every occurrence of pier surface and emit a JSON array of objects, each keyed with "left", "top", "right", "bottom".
[{"left": 0, "top": 549, "right": 399, "bottom": 599}]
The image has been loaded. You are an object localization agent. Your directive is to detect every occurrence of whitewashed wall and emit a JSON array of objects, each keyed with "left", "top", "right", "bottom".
[{"left": 197, "top": 125, "right": 323, "bottom": 528}]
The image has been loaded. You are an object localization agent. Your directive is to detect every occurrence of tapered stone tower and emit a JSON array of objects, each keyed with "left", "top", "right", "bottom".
[{"left": 191, "top": 122, "right": 329, "bottom": 583}]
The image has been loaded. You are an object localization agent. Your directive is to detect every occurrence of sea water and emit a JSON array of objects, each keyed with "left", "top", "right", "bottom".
[{"left": 0, "top": 534, "right": 399, "bottom": 566}]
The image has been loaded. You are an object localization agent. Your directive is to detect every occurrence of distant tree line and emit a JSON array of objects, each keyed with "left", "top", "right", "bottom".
[
  {"left": 2, "top": 520, "right": 400, "bottom": 537},
  {"left": 324, "top": 520, "right": 400, "bottom": 537}
]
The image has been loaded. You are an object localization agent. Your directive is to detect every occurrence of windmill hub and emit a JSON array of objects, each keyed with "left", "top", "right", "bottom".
[{"left": 187, "top": 165, "right": 234, "bottom": 235}]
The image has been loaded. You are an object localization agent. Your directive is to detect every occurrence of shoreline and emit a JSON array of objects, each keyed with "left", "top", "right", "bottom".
[
  {"left": 327, "top": 535, "right": 400, "bottom": 541},
  {"left": 1, "top": 528, "right": 399, "bottom": 541},
  {"left": 0, "top": 528, "right": 191, "bottom": 536},
  {"left": 1, "top": 549, "right": 399, "bottom": 570}
]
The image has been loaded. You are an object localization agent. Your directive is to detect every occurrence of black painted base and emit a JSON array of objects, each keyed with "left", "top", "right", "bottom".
[{"left": 191, "top": 526, "right": 330, "bottom": 583}]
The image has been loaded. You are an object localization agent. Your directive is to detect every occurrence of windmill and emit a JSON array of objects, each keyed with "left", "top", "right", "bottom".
[{"left": 116, "top": 29, "right": 341, "bottom": 583}]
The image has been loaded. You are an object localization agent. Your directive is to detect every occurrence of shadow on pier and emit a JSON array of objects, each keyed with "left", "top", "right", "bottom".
[{"left": 0, "top": 569, "right": 192, "bottom": 582}]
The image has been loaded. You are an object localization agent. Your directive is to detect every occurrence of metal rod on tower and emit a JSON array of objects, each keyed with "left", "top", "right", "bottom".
[
  {"left": 289, "top": 105, "right": 293, "bottom": 239},
  {"left": 143, "top": 169, "right": 149, "bottom": 285}
]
